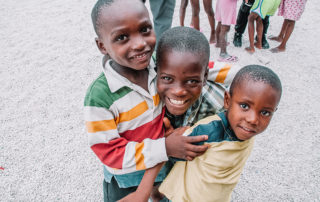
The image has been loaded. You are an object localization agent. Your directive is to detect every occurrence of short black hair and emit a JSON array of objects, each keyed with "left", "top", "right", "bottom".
[
  {"left": 91, "top": 0, "right": 114, "bottom": 37},
  {"left": 91, "top": 0, "right": 145, "bottom": 37},
  {"left": 156, "top": 26, "right": 210, "bottom": 68},
  {"left": 229, "top": 65, "right": 282, "bottom": 97}
]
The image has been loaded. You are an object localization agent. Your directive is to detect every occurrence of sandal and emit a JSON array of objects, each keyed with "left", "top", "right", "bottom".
[{"left": 217, "top": 55, "right": 238, "bottom": 63}]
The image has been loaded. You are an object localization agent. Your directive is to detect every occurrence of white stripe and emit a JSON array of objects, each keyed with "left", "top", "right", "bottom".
[
  {"left": 88, "top": 129, "right": 120, "bottom": 146},
  {"left": 142, "top": 138, "right": 168, "bottom": 168},
  {"left": 84, "top": 106, "right": 114, "bottom": 121},
  {"left": 122, "top": 141, "right": 138, "bottom": 170}
]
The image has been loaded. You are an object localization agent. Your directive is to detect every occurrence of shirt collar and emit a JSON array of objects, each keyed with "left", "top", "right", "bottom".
[{"left": 103, "top": 59, "right": 157, "bottom": 93}]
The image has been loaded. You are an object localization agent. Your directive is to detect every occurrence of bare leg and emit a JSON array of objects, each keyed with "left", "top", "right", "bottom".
[
  {"left": 254, "top": 17, "right": 263, "bottom": 49},
  {"left": 190, "top": 0, "right": 200, "bottom": 30},
  {"left": 216, "top": 22, "right": 221, "bottom": 46},
  {"left": 269, "top": 19, "right": 289, "bottom": 42},
  {"left": 203, "top": 0, "right": 216, "bottom": 43},
  {"left": 179, "top": 0, "right": 189, "bottom": 27},
  {"left": 271, "top": 19, "right": 295, "bottom": 53},
  {"left": 219, "top": 24, "right": 230, "bottom": 57},
  {"left": 245, "top": 12, "right": 257, "bottom": 53}
]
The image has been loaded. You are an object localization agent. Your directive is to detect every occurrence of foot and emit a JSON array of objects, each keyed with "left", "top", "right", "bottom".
[
  {"left": 209, "top": 33, "right": 216, "bottom": 44},
  {"left": 245, "top": 46, "right": 255, "bottom": 54},
  {"left": 270, "top": 46, "right": 286, "bottom": 53},
  {"left": 254, "top": 42, "right": 262, "bottom": 49},
  {"left": 216, "top": 42, "right": 230, "bottom": 48},
  {"left": 218, "top": 54, "right": 239, "bottom": 63},
  {"left": 233, "top": 32, "right": 242, "bottom": 47},
  {"left": 268, "top": 35, "right": 283, "bottom": 42}
]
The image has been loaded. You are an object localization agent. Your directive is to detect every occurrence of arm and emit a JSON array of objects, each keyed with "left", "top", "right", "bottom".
[
  {"left": 85, "top": 101, "right": 167, "bottom": 173},
  {"left": 118, "top": 163, "right": 165, "bottom": 202},
  {"left": 207, "top": 61, "right": 242, "bottom": 86}
]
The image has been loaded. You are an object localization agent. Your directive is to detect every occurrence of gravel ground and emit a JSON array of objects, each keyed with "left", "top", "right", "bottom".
[{"left": 1, "top": 0, "right": 319, "bottom": 201}]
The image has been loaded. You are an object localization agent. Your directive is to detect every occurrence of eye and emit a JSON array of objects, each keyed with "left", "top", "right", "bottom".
[
  {"left": 141, "top": 26, "right": 151, "bottom": 34},
  {"left": 239, "top": 103, "right": 249, "bottom": 110},
  {"left": 161, "top": 76, "right": 172, "bottom": 82},
  {"left": 261, "top": 110, "right": 271, "bottom": 117},
  {"left": 115, "top": 34, "right": 128, "bottom": 42},
  {"left": 186, "top": 80, "right": 200, "bottom": 85}
]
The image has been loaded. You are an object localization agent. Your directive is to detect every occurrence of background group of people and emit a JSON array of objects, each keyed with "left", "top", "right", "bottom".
[{"left": 147, "top": 0, "right": 307, "bottom": 62}]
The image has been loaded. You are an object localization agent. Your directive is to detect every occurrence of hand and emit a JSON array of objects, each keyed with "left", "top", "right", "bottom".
[
  {"left": 165, "top": 127, "right": 209, "bottom": 161},
  {"left": 150, "top": 185, "right": 166, "bottom": 202},
  {"left": 163, "top": 117, "right": 174, "bottom": 137},
  {"left": 118, "top": 190, "right": 149, "bottom": 202}
]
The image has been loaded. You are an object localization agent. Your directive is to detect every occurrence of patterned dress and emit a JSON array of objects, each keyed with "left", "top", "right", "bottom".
[{"left": 278, "top": 0, "right": 307, "bottom": 21}]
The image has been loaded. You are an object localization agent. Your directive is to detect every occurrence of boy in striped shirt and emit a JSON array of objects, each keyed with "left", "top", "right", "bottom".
[{"left": 85, "top": 1, "right": 210, "bottom": 201}]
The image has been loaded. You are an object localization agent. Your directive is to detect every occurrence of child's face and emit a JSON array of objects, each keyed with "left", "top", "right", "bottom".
[
  {"left": 96, "top": 0, "right": 156, "bottom": 70},
  {"left": 224, "top": 80, "right": 281, "bottom": 140},
  {"left": 157, "top": 51, "right": 207, "bottom": 115}
]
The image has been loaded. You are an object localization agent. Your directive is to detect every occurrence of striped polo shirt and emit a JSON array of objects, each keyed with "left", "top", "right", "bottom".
[{"left": 84, "top": 59, "right": 168, "bottom": 184}]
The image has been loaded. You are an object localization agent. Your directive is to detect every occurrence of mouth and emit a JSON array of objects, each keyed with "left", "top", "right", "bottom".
[
  {"left": 168, "top": 98, "right": 187, "bottom": 105},
  {"left": 238, "top": 125, "right": 256, "bottom": 134},
  {"left": 130, "top": 51, "right": 150, "bottom": 62}
]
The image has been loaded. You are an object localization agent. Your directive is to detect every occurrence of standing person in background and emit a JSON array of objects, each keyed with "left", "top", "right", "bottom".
[
  {"left": 233, "top": 0, "right": 271, "bottom": 49},
  {"left": 215, "top": 0, "right": 238, "bottom": 62},
  {"left": 149, "top": 0, "right": 176, "bottom": 45},
  {"left": 188, "top": 0, "right": 216, "bottom": 44},
  {"left": 179, "top": 0, "right": 189, "bottom": 27},
  {"left": 269, "top": 0, "right": 307, "bottom": 53}
]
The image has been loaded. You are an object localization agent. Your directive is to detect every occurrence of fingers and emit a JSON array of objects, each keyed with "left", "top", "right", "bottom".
[{"left": 185, "top": 135, "right": 208, "bottom": 143}]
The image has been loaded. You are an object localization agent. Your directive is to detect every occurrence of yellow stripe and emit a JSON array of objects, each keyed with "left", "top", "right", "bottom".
[
  {"left": 117, "top": 101, "right": 149, "bottom": 123},
  {"left": 153, "top": 94, "right": 160, "bottom": 106},
  {"left": 86, "top": 119, "right": 117, "bottom": 133},
  {"left": 135, "top": 142, "right": 146, "bottom": 170},
  {"left": 215, "top": 64, "right": 231, "bottom": 83}
]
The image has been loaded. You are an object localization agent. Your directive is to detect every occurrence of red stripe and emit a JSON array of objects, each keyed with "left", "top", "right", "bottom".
[
  {"left": 91, "top": 107, "right": 165, "bottom": 169},
  {"left": 120, "top": 107, "right": 165, "bottom": 142}
]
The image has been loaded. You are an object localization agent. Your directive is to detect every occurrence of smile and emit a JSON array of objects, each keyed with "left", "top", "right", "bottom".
[
  {"left": 131, "top": 51, "right": 150, "bottom": 61},
  {"left": 239, "top": 126, "right": 256, "bottom": 133},
  {"left": 168, "top": 98, "right": 187, "bottom": 105}
]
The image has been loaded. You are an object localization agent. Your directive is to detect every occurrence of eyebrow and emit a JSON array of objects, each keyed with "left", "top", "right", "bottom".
[{"left": 110, "top": 19, "right": 151, "bottom": 36}]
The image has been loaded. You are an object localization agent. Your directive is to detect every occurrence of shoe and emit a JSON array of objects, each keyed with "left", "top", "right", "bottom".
[
  {"left": 261, "top": 35, "right": 270, "bottom": 49},
  {"left": 233, "top": 33, "right": 242, "bottom": 47},
  {"left": 217, "top": 55, "right": 239, "bottom": 63},
  {"left": 255, "top": 35, "right": 270, "bottom": 49}
]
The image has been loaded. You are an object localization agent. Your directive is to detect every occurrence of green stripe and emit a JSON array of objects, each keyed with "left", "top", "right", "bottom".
[{"left": 84, "top": 73, "right": 132, "bottom": 108}]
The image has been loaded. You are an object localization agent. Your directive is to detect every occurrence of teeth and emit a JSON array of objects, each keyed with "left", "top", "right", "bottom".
[
  {"left": 242, "top": 126, "right": 253, "bottom": 132},
  {"left": 134, "top": 53, "right": 146, "bottom": 58},
  {"left": 169, "top": 98, "right": 185, "bottom": 105}
]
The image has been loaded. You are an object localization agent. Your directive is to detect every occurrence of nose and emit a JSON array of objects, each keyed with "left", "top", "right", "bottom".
[
  {"left": 131, "top": 35, "right": 146, "bottom": 51},
  {"left": 172, "top": 83, "right": 187, "bottom": 97},
  {"left": 246, "top": 111, "right": 259, "bottom": 125}
]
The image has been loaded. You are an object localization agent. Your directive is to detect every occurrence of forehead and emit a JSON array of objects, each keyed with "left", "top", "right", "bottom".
[
  {"left": 99, "top": 0, "right": 149, "bottom": 30},
  {"left": 234, "top": 80, "right": 281, "bottom": 107},
  {"left": 159, "top": 50, "right": 207, "bottom": 71}
]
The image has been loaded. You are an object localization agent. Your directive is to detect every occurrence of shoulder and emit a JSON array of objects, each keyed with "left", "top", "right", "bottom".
[{"left": 84, "top": 73, "right": 132, "bottom": 109}]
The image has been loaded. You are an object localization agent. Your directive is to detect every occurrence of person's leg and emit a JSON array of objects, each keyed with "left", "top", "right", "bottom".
[
  {"left": 254, "top": 17, "right": 263, "bottom": 49},
  {"left": 203, "top": 0, "right": 216, "bottom": 43},
  {"left": 216, "top": 21, "right": 221, "bottom": 46},
  {"left": 233, "top": 0, "right": 253, "bottom": 47},
  {"left": 179, "top": 0, "right": 189, "bottom": 26},
  {"left": 261, "top": 15, "right": 270, "bottom": 49},
  {"left": 271, "top": 19, "right": 295, "bottom": 53},
  {"left": 245, "top": 12, "right": 257, "bottom": 53},
  {"left": 190, "top": 0, "right": 200, "bottom": 30},
  {"left": 269, "top": 19, "right": 288, "bottom": 42},
  {"left": 149, "top": 0, "right": 176, "bottom": 44},
  {"left": 103, "top": 178, "right": 138, "bottom": 202},
  {"left": 219, "top": 24, "right": 230, "bottom": 56}
]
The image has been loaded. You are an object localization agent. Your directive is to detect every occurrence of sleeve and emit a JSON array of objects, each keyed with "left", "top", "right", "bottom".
[
  {"left": 84, "top": 100, "right": 168, "bottom": 174},
  {"left": 207, "top": 61, "right": 242, "bottom": 87}
]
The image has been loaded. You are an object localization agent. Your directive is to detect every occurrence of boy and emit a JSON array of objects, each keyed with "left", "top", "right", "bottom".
[
  {"left": 85, "top": 1, "right": 208, "bottom": 201},
  {"left": 159, "top": 64, "right": 282, "bottom": 201},
  {"left": 245, "top": 0, "right": 281, "bottom": 53},
  {"left": 121, "top": 28, "right": 282, "bottom": 201}
]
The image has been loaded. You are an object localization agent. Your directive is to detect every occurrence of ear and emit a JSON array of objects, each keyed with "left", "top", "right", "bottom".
[
  {"left": 224, "top": 91, "right": 231, "bottom": 110},
  {"left": 203, "top": 67, "right": 208, "bottom": 86},
  {"left": 95, "top": 37, "right": 108, "bottom": 55}
]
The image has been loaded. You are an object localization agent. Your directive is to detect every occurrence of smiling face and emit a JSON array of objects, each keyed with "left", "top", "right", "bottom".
[
  {"left": 224, "top": 80, "right": 281, "bottom": 140},
  {"left": 157, "top": 51, "right": 207, "bottom": 115},
  {"left": 95, "top": 0, "right": 156, "bottom": 70}
]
